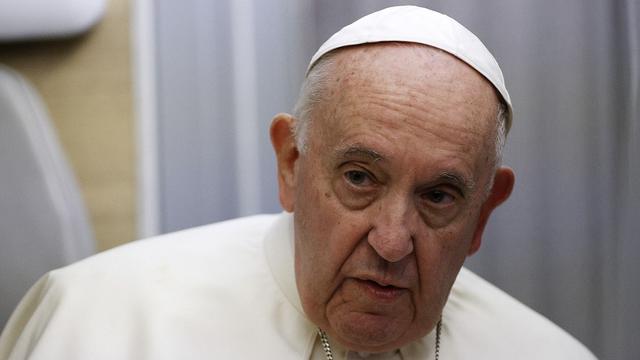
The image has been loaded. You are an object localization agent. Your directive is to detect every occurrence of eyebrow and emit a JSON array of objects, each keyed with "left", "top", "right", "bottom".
[
  {"left": 335, "top": 145, "right": 385, "bottom": 162},
  {"left": 436, "top": 171, "right": 476, "bottom": 195}
]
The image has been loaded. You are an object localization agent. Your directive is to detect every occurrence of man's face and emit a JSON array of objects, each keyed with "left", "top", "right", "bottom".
[{"left": 271, "top": 44, "right": 513, "bottom": 352}]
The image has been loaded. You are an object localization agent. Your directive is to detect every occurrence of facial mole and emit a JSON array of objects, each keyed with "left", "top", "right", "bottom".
[{"left": 324, "top": 192, "right": 331, "bottom": 198}]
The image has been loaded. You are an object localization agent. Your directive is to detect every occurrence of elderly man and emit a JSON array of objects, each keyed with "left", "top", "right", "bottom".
[{"left": 0, "top": 6, "right": 595, "bottom": 360}]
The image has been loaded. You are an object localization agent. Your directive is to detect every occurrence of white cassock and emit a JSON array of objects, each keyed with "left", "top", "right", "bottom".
[{"left": 0, "top": 213, "right": 596, "bottom": 359}]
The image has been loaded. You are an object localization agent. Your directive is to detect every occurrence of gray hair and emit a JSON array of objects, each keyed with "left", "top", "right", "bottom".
[
  {"left": 292, "top": 53, "right": 509, "bottom": 172},
  {"left": 292, "top": 54, "right": 338, "bottom": 153}
]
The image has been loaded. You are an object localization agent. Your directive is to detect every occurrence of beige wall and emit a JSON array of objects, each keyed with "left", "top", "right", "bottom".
[{"left": 0, "top": 0, "right": 135, "bottom": 251}]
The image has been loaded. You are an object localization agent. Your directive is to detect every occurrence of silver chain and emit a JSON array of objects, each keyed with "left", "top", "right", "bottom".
[
  {"left": 318, "top": 328, "right": 334, "bottom": 360},
  {"left": 435, "top": 318, "right": 442, "bottom": 360},
  {"left": 318, "top": 318, "right": 442, "bottom": 360}
]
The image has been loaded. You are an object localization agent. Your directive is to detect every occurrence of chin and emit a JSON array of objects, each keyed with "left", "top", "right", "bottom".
[{"left": 328, "top": 311, "right": 414, "bottom": 352}]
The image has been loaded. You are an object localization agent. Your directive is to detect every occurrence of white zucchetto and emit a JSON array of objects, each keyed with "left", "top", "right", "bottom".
[{"left": 308, "top": 5, "right": 513, "bottom": 131}]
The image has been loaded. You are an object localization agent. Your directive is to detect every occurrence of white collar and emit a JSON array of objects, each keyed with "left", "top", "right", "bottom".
[{"left": 263, "top": 211, "right": 306, "bottom": 315}]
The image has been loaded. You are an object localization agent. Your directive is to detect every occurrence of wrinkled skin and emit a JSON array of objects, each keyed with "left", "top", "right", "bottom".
[{"left": 270, "top": 44, "right": 515, "bottom": 353}]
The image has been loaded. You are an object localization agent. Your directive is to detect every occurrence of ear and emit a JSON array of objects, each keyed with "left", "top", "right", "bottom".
[
  {"left": 467, "top": 167, "right": 515, "bottom": 255},
  {"left": 270, "top": 113, "right": 299, "bottom": 212}
]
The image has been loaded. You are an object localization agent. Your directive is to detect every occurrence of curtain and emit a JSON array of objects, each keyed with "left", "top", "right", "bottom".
[{"left": 151, "top": 0, "right": 639, "bottom": 357}]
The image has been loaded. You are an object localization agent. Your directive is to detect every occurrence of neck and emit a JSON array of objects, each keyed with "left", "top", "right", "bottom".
[{"left": 318, "top": 319, "right": 442, "bottom": 360}]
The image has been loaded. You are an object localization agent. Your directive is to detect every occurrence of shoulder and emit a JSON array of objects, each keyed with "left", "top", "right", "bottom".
[
  {"left": 61, "top": 213, "right": 277, "bottom": 276},
  {"left": 39, "top": 214, "right": 278, "bottom": 294},
  {"left": 0, "top": 214, "right": 290, "bottom": 359},
  {"left": 444, "top": 267, "right": 597, "bottom": 359},
  {"left": 55, "top": 213, "right": 282, "bottom": 298}
]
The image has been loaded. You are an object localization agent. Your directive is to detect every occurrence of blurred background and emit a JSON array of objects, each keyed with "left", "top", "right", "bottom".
[{"left": 0, "top": 0, "right": 637, "bottom": 358}]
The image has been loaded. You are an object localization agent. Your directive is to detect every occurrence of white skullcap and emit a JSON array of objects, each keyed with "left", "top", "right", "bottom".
[{"left": 308, "top": 5, "right": 513, "bottom": 132}]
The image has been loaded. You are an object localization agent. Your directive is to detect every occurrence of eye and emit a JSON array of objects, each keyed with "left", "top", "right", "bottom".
[
  {"left": 344, "top": 170, "right": 373, "bottom": 187},
  {"left": 422, "top": 189, "right": 455, "bottom": 205}
]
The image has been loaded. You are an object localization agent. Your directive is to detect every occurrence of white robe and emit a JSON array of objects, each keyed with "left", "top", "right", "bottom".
[{"left": 0, "top": 213, "right": 596, "bottom": 359}]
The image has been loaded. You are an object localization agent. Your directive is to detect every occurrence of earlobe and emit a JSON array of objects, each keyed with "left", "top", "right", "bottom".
[
  {"left": 467, "top": 167, "right": 515, "bottom": 255},
  {"left": 270, "top": 113, "right": 299, "bottom": 212}
]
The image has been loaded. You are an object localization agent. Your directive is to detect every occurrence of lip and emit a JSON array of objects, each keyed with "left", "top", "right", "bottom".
[
  {"left": 356, "top": 274, "right": 409, "bottom": 289},
  {"left": 355, "top": 278, "right": 407, "bottom": 302}
]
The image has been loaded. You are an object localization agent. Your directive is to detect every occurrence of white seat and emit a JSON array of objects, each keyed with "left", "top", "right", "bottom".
[{"left": 0, "top": 64, "right": 95, "bottom": 329}]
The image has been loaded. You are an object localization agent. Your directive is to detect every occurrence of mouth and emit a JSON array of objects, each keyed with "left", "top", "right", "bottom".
[{"left": 356, "top": 278, "right": 406, "bottom": 302}]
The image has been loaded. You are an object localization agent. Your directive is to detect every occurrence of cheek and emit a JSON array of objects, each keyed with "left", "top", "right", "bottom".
[
  {"left": 295, "top": 218, "right": 373, "bottom": 332},
  {"left": 413, "top": 227, "right": 473, "bottom": 306},
  {"left": 293, "top": 167, "right": 371, "bottom": 312}
]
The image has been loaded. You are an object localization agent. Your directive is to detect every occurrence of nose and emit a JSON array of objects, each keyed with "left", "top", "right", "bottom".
[{"left": 367, "top": 196, "right": 415, "bottom": 262}]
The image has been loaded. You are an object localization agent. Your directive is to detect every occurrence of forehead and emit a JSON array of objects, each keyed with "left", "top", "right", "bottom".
[{"left": 308, "top": 44, "right": 499, "bottom": 166}]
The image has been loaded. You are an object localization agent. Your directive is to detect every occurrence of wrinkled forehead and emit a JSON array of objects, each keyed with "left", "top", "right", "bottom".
[
  {"left": 326, "top": 43, "right": 492, "bottom": 87},
  {"left": 316, "top": 44, "right": 501, "bottom": 132}
]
